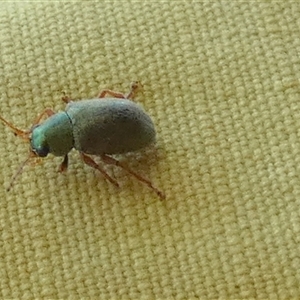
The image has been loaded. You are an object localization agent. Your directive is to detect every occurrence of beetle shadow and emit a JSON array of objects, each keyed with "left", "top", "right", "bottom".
[
  {"left": 93, "top": 143, "right": 166, "bottom": 182},
  {"left": 120, "top": 143, "right": 164, "bottom": 167}
]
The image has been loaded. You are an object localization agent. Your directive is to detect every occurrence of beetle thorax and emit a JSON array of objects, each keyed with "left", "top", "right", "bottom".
[{"left": 30, "top": 112, "right": 74, "bottom": 157}]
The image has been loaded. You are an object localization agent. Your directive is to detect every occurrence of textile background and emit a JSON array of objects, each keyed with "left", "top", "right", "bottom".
[{"left": 0, "top": 2, "right": 299, "bottom": 299}]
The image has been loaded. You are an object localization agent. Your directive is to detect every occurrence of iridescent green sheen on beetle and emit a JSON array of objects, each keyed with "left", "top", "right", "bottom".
[{"left": 0, "top": 83, "right": 165, "bottom": 199}]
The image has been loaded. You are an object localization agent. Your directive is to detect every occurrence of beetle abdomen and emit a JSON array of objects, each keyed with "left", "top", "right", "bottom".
[{"left": 66, "top": 99, "right": 156, "bottom": 155}]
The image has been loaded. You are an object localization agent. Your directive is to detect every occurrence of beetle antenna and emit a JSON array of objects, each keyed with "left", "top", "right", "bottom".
[
  {"left": 0, "top": 115, "right": 31, "bottom": 140},
  {"left": 7, "top": 151, "right": 36, "bottom": 191}
]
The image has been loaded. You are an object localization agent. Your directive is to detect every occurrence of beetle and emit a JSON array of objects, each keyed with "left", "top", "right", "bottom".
[{"left": 0, "top": 82, "right": 165, "bottom": 199}]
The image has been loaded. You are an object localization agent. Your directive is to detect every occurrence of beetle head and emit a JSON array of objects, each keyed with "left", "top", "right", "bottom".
[{"left": 30, "top": 125, "right": 50, "bottom": 157}]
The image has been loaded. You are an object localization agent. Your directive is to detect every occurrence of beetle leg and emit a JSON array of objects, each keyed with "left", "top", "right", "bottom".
[
  {"left": 97, "top": 81, "right": 140, "bottom": 99},
  {"left": 0, "top": 108, "right": 55, "bottom": 140},
  {"left": 59, "top": 154, "right": 69, "bottom": 172},
  {"left": 125, "top": 81, "right": 140, "bottom": 99},
  {"left": 80, "top": 153, "right": 120, "bottom": 187},
  {"left": 0, "top": 115, "right": 30, "bottom": 140},
  {"left": 32, "top": 109, "right": 55, "bottom": 126},
  {"left": 62, "top": 96, "right": 73, "bottom": 103},
  {"left": 101, "top": 154, "right": 165, "bottom": 200},
  {"left": 0, "top": 108, "right": 54, "bottom": 141},
  {"left": 97, "top": 89, "right": 127, "bottom": 99}
]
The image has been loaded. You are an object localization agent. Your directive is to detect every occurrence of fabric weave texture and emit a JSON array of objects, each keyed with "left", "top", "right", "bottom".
[{"left": 0, "top": 2, "right": 299, "bottom": 299}]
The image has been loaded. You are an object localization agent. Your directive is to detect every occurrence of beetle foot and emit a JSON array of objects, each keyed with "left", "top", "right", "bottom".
[
  {"left": 62, "top": 96, "right": 73, "bottom": 103},
  {"left": 125, "top": 81, "right": 141, "bottom": 99},
  {"left": 101, "top": 154, "right": 165, "bottom": 200}
]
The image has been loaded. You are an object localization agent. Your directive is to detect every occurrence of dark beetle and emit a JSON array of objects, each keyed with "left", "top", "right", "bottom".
[{"left": 0, "top": 82, "right": 165, "bottom": 199}]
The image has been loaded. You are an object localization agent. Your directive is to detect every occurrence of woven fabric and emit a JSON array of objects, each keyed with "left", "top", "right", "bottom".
[{"left": 0, "top": 2, "right": 300, "bottom": 299}]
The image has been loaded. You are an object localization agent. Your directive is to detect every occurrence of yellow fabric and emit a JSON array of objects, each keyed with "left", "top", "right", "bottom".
[{"left": 0, "top": 2, "right": 299, "bottom": 299}]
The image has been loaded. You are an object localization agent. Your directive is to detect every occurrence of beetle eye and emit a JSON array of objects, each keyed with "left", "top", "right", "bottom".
[{"left": 32, "top": 143, "right": 49, "bottom": 157}]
